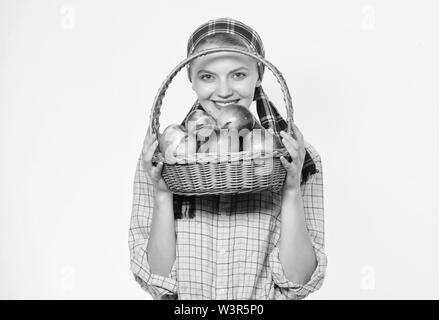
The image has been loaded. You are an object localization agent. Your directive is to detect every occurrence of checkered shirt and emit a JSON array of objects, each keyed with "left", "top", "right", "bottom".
[{"left": 129, "top": 141, "right": 327, "bottom": 300}]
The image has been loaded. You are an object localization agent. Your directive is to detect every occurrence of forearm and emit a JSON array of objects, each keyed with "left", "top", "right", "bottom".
[
  {"left": 147, "top": 190, "right": 176, "bottom": 277},
  {"left": 279, "top": 188, "right": 317, "bottom": 285}
]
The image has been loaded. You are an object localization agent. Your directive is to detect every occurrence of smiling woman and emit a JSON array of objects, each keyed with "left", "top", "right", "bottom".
[
  {"left": 129, "top": 17, "right": 327, "bottom": 300},
  {"left": 189, "top": 50, "right": 260, "bottom": 119},
  {"left": 187, "top": 34, "right": 261, "bottom": 119}
]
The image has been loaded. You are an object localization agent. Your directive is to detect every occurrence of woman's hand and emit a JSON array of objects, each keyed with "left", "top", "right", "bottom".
[
  {"left": 279, "top": 123, "right": 306, "bottom": 193},
  {"left": 142, "top": 128, "right": 171, "bottom": 195}
]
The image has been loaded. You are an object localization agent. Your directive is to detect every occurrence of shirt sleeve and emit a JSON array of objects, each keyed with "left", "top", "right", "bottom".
[
  {"left": 268, "top": 150, "right": 328, "bottom": 300},
  {"left": 128, "top": 155, "right": 178, "bottom": 300}
]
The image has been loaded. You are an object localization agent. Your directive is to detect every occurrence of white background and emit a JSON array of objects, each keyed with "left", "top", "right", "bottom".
[{"left": 1, "top": 0, "right": 438, "bottom": 299}]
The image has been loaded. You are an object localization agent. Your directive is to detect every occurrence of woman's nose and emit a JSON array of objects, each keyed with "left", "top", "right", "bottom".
[{"left": 216, "top": 80, "right": 233, "bottom": 98}]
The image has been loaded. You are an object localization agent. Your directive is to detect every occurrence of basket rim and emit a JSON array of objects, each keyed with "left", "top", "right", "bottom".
[{"left": 152, "top": 148, "right": 290, "bottom": 164}]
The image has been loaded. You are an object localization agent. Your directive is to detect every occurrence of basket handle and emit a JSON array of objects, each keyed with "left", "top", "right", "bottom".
[{"left": 149, "top": 47, "right": 294, "bottom": 141}]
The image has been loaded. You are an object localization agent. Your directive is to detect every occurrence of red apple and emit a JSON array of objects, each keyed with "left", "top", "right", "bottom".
[
  {"left": 175, "top": 133, "right": 197, "bottom": 157},
  {"left": 198, "top": 128, "right": 240, "bottom": 154},
  {"left": 185, "top": 109, "right": 217, "bottom": 138},
  {"left": 242, "top": 128, "right": 283, "bottom": 155},
  {"left": 215, "top": 104, "right": 255, "bottom": 133},
  {"left": 159, "top": 124, "right": 187, "bottom": 160}
]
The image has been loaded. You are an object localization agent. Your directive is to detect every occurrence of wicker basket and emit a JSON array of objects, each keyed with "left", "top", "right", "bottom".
[{"left": 150, "top": 47, "right": 295, "bottom": 196}]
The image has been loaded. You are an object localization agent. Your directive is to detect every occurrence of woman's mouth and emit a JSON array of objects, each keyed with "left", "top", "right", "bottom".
[{"left": 212, "top": 99, "right": 240, "bottom": 107}]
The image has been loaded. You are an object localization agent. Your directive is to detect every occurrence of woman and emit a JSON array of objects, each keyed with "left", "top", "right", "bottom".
[{"left": 129, "top": 18, "right": 327, "bottom": 300}]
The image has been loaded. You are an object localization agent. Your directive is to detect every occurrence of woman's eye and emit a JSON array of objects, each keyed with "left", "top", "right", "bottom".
[
  {"left": 200, "top": 74, "right": 213, "bottom": 81},
  {"left": 233, "top": 72, "right": 247, "bottom": 79}
]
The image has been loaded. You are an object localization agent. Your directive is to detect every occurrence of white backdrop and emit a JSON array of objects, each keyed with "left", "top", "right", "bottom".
[{"left": 1, "top": 0, "right": 438, "bottom": 299}]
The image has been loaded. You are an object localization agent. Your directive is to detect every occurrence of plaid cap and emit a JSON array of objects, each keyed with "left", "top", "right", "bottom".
[
  {"left": 187, "top": 17, "right": 265, "bottom": 79},
  {"left": 187, "top": 17, "right": 265, "bottom": 57}
]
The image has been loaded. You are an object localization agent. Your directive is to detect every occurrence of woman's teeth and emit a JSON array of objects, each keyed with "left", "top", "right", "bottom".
[{"left": 214, "top": 100, "right": 239, "bottom": 107}]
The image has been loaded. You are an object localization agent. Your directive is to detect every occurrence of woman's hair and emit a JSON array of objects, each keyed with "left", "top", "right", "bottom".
[{"left": 195, "top": 33, "right": 251, "bottom": 51}]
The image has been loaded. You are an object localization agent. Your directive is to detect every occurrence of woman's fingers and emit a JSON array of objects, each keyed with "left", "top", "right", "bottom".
[
  {"left": 280, "top": 156, "right": 297, "bottom": 174},
  {"left": 280, "top": 131, "right": 299, "bottom": 157},
  {"left": 143, "top": 127, "right": 160, "bottom": 153},
  {"left": 142, "top": 132, "right": 154, "bottom": 155},
  {"left": 141, "top": 127, "right": 166, "bottom": 186},
  {"left": 280, "top": 131, "right": 299, "bottom": 147},
  {"left": 142, "top": 138, "right": 160, "bottom": 178},
  {"left": 150, "top": 161, "right": 164, "bottom": 180},
  {"left": 280, "top": 156, "right": 291, "bottom": 168},
  {"left": 143, "top": 140, "right": 159, "bottom": 162},
  {"left": 292, "top": 123, "right": 304, "bottom": 145}
]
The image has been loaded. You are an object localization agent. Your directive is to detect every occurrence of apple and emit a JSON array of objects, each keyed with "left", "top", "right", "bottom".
[
  {"left": 215, "top": 104, "right": 256, "bottom": 133},
  {"left": 242, "top": 129, "right": 284, "bottom": 177},
  {"left": 185, "top": 109, "right": 217, "bottom": 139},
  {"left": 242, "top": 128, "right": 283, "bottom": 155},
  {"left": 198, "top": 128, "right": 240, "bottom": 154},
  {"left": 175, "top": 133, "right": 197, "bottom": 157},
  {"left": 159, "top": 124, "right": 188, "bottom": 160}
]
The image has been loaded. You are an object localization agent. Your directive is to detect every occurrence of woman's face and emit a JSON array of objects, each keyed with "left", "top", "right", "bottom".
[{"left": 190, "top": 43, "right": 261, "bottom": 118}]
